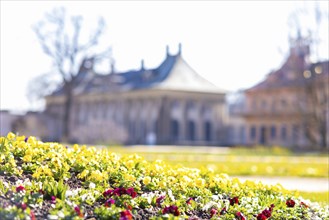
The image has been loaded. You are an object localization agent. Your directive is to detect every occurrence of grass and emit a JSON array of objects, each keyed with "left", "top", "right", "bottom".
[
  {"left": 298, "top": 191, "right": 329, "bottom": 205},
  {"left": 103, "top": 145, "right": 329, "bottom": 178}
]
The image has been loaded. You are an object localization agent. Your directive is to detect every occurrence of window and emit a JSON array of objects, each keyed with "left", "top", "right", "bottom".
[
  {"left": 251, "top": 100, "right": 257, "bottom": 110},
  {"left": 292, "top": 124, "right": 299, "bottom": 140},
  {"left": 272, "top": 100, "right": 276, "bottom": 112},
  {"left": 204, "top": 121, "right": 212, "bottom": 141},
  {"left": 79, "top": 105, "right": 85, "bottom": 125},
  {"left": 171, "top": 120, "right": 179, "bottom": 141},
  {"left": 240, "top": 126, "right": 245, "bottom": 142},
  {"left": 171, "top": 100, "right": 179, "bottom": 110},
  {"left": 188, "top": 120, "right": 196, "bottom": 141},
  {"left": 270, "top": 125, "right": 276, "bottom": 139},
  {"left": 281, "top": 125, "right": 287, "bottom": 140},
  {"left": 281, "top": 99, "right": 287, "bottom": 108},
  {"left": 250, "top": 126, "right": 256, "bottom": 140},
  {"left": 154, "top": 120, "right": 159, "bottom": 135},
  {"left": 187, "top": 101, "right": 195, "bottom": 110}
]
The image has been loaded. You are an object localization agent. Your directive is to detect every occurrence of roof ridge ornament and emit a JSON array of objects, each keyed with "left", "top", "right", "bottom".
[
  {"left": 178, "top": 43, "right": 182, "bottom": 56},
  {"left": 166, "top": 45, "right": 170, "bottom": 57},
  {"left": 141, "top": 59, "right": 145, "bottom": 70}
]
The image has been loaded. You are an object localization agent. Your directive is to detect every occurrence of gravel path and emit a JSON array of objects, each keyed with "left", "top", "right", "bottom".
[{"left": 233, "top": 176, "right": 329, "bottom": 192}]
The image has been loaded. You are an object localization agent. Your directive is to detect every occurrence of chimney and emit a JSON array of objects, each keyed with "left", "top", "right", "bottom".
[
  {"left": 140, "top": 59, "right": 145, "bottom": 70},
  {"left": 110, "top": 60, "right": 116, "bottom": 74},
  {"left": 178, "top": 43, "right": 182, "bottom": 55},
  {"left": 166, "top": 45, "right": 170, "bottom": 57}
]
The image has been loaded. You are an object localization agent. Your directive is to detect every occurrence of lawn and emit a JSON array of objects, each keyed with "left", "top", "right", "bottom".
[{"left": 105, "top": 145, "right": 329, "bottom": 178}]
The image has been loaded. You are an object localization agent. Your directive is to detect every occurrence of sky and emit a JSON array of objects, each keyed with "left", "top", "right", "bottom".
[{"left": 1, "top": 1, "right": 328, "bottom": 112}]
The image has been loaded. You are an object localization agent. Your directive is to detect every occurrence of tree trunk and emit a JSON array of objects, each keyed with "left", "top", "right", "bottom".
[
  {"left": 62, "top": 83, "right": 73, "bottom": 143},
  {"left": 320, "top": 121, "right": 327, "bottom": 149}
]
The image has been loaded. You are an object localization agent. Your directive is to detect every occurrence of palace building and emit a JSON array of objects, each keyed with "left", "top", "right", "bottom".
[
  {"left": 44, "top": 45, "right": 228, "bottom": 145},
  {"left": 240, "top": 35, "right": 329, "bottom": 149}
]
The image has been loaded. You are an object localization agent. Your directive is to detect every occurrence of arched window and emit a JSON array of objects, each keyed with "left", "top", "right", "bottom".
[
  {"left": 250, "top": 126, "right": 256, "bottom": 140},
  {"left": 204, "top": 121, "right": 212, "bottom": 141},
  {"left": 239, "top": 126, "right": 245, "bottom": 143},
  {"left": 281, "top": 125, "right": 287, "bottom": 140},
  {"left": 292, "top": 124, "right": 299, "bottom": 140},
  {"left": 270, "top": 125, "right": 276, "bottom": 139},
  {"left": 188, "top": 120, "right": 196, "bottom": 141},
  {"left": 171, "top": 100, "right": 179, "bottom": 110},
  {"left": 171, "top": 119, "right": 179, "bottom": 141}
]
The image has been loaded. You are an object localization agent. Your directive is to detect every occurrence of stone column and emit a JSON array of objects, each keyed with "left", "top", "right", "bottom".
[
  {"left": 157, "top": 97, "right": 171, "bottom": 144},
  {"left": 196, "top": 101, "right": 203, "bottom": 143},
  {"left": 181, "top": 100, "right": 187, "bottom": 143}
]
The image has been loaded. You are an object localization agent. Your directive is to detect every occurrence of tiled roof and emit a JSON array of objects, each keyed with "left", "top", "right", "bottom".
[
  {"left": 246, "top": 55, "right": 329, "bottom": 92},
  {"left": 51, "top": 48, "right": 225, "bottom": 96}
]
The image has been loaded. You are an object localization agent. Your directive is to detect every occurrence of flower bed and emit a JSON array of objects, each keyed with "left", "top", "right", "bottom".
[{"left": 0, "top": 133, "right": 328, "bottom": 219}]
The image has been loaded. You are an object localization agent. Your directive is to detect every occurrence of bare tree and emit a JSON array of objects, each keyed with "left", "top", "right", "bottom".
[
  {"left": 298, "top": 66, "right": 328, "bottom": 149},
  {"left": 287, "top": 3, "right": 328, "bottom": 149},
  {"left": 32, "top": 8, "right": 111, "bottom": 142}
]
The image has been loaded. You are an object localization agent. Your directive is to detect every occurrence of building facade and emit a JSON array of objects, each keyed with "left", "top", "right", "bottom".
[
  {"left": 44, "top": 45, "right": 228, "bottom": 145},
  {"left": 239, "top": 35, "right": 328, "bottom": 149}
]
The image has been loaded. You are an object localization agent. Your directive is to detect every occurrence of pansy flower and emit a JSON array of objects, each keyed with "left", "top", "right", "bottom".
[
  {"left": 74, "top": 206, "right": 83, "bottom": 217},
  {"left": 286, "top": 199, "right": 296, "bottom": 207},
  {"left": 156, "top": 195, "right": 165, "bottom": 207},
  {"left": 51, "top": 196, "right": 56, "bottom": 204},
  {"left": 20, "top": 203, "right": 27, "bottom": 210},
  {"left": 16, "top": 185, "right": 25, "bottom": 192},
  {"left": 236, "top": 212, "right": 246, "bottom": 220},
  {"left": 120, "top": 210, "right": 133, "bottom": 220},
  {"left": 229, "top": 196, "right": 239, "bottom": 205},
  {"left": 300, "top": 202, "right": 309, "bottom": 208},
  {"left": 162, "top": 205, "right": 180, "bottom": 216},
  {"left": 220, "top": 207, "right": 227, "bottom": 215},
  {"left": 30, "top": 210, "right": 36, "bottom": 220},
  {"left": 126, "top": 187, "right": 137, "bottom": 198},
  {"left": 186, "top": 197, "right": 194, "bottom": 205},
  {"left": 257, "top": 213, "right": 267, "bottom": 220},
  {"left": 104, "top": 198, "right": 115, "bottom": 207},
  {"left": 210, "top": 208, "right": 217, "bottom": 217}
]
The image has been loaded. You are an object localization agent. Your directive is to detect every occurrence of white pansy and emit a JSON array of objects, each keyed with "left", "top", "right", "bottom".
[
  {"left": 57, "top": 211, "right": 65, "bottom": 218},
  {"left": 65, "top": 190, "right": 73, "bottom": 198},
  {"left": 15, "top": 180, "right": 23, "bottom": 186},
  {"left": 3, "top": 181, "right": 9, "bottom": 188},
  {"left": 47, "top": 215, "right": 59, "bottom": 220},
  {"left": 89, "top": 182, "right": 96, "bottom": 189},
  {"left": 65, "top": 199, "right": 72, "bottom": 207},
  {"left": 211, "top": 195, "right": 219, "bottom": 201},
  {"left": 167, "top": 189, "right": 175, "bottom": 202},
  {"left": 202, "top": 201, "right": 218, "bottom": 211}
]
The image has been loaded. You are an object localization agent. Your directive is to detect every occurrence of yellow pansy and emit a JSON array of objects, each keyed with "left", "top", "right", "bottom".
[
  {"left": 23, "top": 154, "right": 32, "bottom": 162},
  {"left": 143, "top": 176, "right": 152, "bottom": 185},
  {"left": 195, "top": 178, "right": 205, "bottom": 187},
  {"left": 7, "top": 132, "right": 15, "bottom": 140},
  {"left": 124, "top": 174, "right": 136, "bottom": 182}
]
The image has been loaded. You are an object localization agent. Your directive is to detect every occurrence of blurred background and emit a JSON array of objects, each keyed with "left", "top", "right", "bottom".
[
  {"left": 1, "top": 0, "right": 328, "bottom": 202},
  {"left": 1, "top": 1, "right": 328, "bottom": 150}
]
